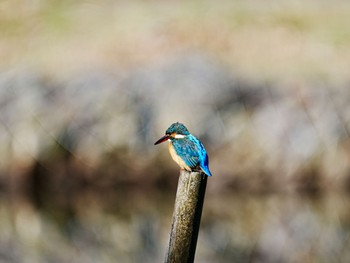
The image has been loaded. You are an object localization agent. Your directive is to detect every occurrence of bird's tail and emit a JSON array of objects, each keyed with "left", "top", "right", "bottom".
[{"left": 201, "top": 166, "right": 212, "bottom": 177}]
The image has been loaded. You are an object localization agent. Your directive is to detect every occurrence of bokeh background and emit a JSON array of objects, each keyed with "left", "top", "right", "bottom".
[{"left": 1, "top": 1, "right": 350, "bottom": 262}]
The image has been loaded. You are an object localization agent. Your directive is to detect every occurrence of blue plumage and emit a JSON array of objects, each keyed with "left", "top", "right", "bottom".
[{"left": 154, "top": 122, "right": 212, "bottom": 177}]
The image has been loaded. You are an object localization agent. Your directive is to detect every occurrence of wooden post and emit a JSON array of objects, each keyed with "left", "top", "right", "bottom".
[{"left": 165, "top": 170, "right": 208, "bottom": 263}]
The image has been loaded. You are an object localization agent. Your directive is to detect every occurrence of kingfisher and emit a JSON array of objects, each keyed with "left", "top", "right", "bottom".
[{"left": 154, "top": 122, "right": 212, "bottom": 176}]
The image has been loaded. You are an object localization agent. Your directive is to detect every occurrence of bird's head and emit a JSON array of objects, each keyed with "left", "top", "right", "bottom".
[{"left": 154, "top": 122, "right": 190, "bottom": 145}]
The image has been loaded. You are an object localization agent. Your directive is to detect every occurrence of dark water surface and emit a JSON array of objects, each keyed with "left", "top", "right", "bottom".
[{"left": 1, "top": 190, "right": 350, "bottom": 263}]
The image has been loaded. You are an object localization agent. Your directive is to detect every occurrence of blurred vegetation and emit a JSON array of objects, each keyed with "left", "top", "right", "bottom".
[
  {"left": 1, "top": 0, "right": 350, "bottom": 262},
  {"left": 0, "top": 0, "right": 350, "bottom": 81}
]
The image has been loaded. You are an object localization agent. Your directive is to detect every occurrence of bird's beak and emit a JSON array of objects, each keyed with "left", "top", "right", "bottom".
[{"left": 154, "top": 135, "right": 170, "bottom": 145}]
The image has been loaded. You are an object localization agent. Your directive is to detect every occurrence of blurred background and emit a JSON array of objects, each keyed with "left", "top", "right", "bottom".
[{"left": 1, "top": 0, "right": 350, "bottom": 262}]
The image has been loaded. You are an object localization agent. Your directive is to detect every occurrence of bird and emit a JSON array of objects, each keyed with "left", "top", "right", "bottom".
[{"left": 154, "top": 122, "right": 212, "bottom": 176}]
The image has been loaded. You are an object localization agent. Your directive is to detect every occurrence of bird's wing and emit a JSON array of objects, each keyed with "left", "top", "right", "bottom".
[{"left": 172, "top": 139, "right": 200, "bottom": 168}]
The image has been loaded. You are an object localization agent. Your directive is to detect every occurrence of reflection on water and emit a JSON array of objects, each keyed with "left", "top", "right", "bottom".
[{"left": 1, "top": 191, "right": 350, "bottom": 263}]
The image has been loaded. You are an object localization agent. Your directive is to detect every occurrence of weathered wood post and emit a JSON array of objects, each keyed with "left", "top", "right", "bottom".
[{"left": 165, "top": 169, "right": 208, "bottom": 263}]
